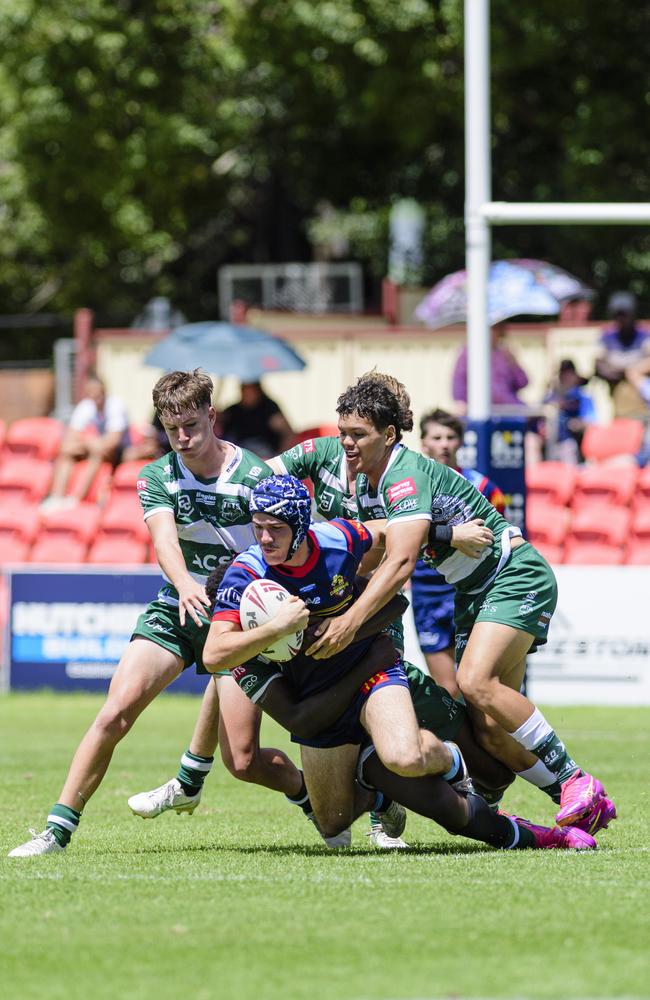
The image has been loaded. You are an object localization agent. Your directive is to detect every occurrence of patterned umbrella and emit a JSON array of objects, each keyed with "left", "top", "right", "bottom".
[
  {"left": 143, "top": 321, "right": 306, "bottom": 379},
  {"left": 415, "top": 260, "right": 592, "bottom": 330}
]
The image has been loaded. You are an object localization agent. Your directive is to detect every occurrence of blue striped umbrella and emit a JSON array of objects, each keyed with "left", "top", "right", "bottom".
[{"left": 143, "top": 322, "right": 306, "bottom": 378}]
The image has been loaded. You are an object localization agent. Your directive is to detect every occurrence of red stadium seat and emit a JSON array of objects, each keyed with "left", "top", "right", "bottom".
[
  {"left": 631, "top": 505, "right": 650, "bottom": 540},
  {"left": 572, "top": 463, "right": 638, "bottom": 511},
  {"left": 0, "top": 505, "right": 40, "bottom": 545},
  {"left": 563, "top": 540, "right": 624, "bottom": 565},
  {"left": 5, "top": 417, "right": 64, "bottom": 461},
  {"left": 581, "top": 419, "right": 644, "bottom": 463},
  {"left": 532, "top": 541, "right": 564, "bottom": 565},
  {"left": 65, "top": 460, "right": 113, "bottom": 503},
  {"left": 29, "top": 535, "right": 87, "bottom": 564},
  {"left": 0, "top": 419, "right": 6, "bottom": 452},
  {"left": 99, "top": 496, "right": 149, "bottom": 543},
  {"left": 87, "top": 534, "right": 147, "bottom": 564},
  {"left": 625, "top": 540, "right": 650, "bottom": 564},
  {"left": 39, "top": 503, "right": 102, "bottom": 545},
  {"left": 0, "top": 457, "right": 53, "bottom": 504},
  {"left": 526, "top": 503, "right": 571, "bottom": 547},
  {"left": 525, "top": 462, "right": 577, "bottom": 507},
  {"left": 110, "top": 460, "right": 147, "bottom": 494},
  {"left": 569, "top": 505, "right": 631, "bottom": 546},
  {"left": 635, "top": 465, "right": 650, "bottom": 506},
  {"left": 0, "top": 536, "right": 31, "bottom": 565}
]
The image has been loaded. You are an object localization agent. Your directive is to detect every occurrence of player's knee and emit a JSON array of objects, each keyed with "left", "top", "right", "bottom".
[
  {"left": 93, "top": 702, "right": 136, "bottom": 744},
  {"left": 456, "top": 668, "right": 497, "bottom": 712},
  {"left": 379, "top": 745, "right": 426, "bottom": 778},
  {"left": 221, "top": 745, "right": 258, "bottom": 783},
  {"left": 317, "top": 809, "right": 352, "bottom": 838}
]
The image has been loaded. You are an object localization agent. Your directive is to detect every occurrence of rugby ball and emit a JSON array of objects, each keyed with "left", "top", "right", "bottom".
[{"left": 239, "top": 579, "right": 304, "bottom": 662}]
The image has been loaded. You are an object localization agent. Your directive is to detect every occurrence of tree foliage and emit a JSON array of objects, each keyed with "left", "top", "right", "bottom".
[{"left": 0, "top": 0, "right": 649, "bottom": 325}]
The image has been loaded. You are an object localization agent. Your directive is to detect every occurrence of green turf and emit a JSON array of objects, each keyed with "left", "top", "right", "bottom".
[{"left": 1, "top": 693, "right": 648, "bottom": 1000}]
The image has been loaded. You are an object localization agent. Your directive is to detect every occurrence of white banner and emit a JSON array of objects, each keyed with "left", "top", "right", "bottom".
[{"left": 403, "top": 567, "right": 650, "bottom": 706}]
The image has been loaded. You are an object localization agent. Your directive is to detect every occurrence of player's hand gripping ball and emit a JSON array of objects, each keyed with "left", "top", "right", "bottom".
[{"left": 239, "top": 579, "right": 305, "bottom": 662}]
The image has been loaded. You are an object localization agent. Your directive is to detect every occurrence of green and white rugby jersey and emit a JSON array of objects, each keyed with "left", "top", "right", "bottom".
[
  {"left": 355, "top": 444, "right": 520, "bottom": 595},
  {"left": 277, "top": 436, "right": 358, "bottom": 519},
  {"left": 137, "top": 447, "right": 272, "bottom": 604}
]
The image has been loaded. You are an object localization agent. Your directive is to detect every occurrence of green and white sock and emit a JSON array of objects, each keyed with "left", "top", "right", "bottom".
[
  {"left": 47, "top": 803, "right": 81, "bottom": 847},
  {"left": 177, "top": 750, "right": 214, "bottom": 797},
  {"left": 511, "top": 709, "right": 578, "bottom": 785},
  {"left": 286, "top": 773, "right": 312, "bottom": 814},
  {"left": 515, "top": 760, "right": 562, "bottom": 804}
]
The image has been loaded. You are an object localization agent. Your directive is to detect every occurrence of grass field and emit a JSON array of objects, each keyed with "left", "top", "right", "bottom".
[{"left": 1, "top": 693, "right": 648, "bottom": 1000}]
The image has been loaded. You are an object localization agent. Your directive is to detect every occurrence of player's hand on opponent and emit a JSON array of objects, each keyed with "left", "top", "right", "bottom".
[
  {"left": 176, "top": 579, "right": 212, "bottom": 627},
  {"left": 305, "top": 616, "right": 356, "bottom": 659},
  {"left": 272, "top": 596, "right": 310, "bottom": 637},
  {"left": 451, "top": 518, "right": 494, "bottom": 559}
]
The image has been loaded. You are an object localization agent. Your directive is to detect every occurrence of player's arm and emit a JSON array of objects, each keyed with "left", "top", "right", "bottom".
[
  {"left": 306, "top": 519, "right": 428, "bottom": 659},
  {"left": 203, "top": 599, "right": 309, "bottom": 671},
  {"left": 241, "top": 633, "right": 399, "bottom": 739},
  {"left": 429, "top": 519, "right": 494, "bottom": 558},
  {"left": 147, "top": 510, "right": 211, "bottom": 626}
]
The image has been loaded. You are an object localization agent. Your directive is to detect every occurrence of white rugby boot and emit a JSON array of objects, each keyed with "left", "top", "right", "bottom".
[
  {"left": 366, "top": 821, "right": 409, "bottom": 849},
  {"left": 8, "top": 828, "right": 65, "bottom": 857},
  {"left": 305, "top": 810, "right": 351, "bottom": 848},
  {"left": 128, "top": 778, "right": 201, "bottom": 818}
]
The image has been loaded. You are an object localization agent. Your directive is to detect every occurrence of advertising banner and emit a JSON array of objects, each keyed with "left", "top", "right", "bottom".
[
  {"left": 4, "top": 568, "right": 208, "bottom": 694},
  {"left": 527, "top": 566, "right": 650, "bottom": 706}
]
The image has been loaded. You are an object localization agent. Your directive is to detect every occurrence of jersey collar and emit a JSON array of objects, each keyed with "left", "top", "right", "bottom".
[{"left": 274, "top": 531, "right": 321, "bottom": 578}]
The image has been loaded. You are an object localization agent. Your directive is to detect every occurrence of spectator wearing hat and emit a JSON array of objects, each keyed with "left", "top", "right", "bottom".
[
  {"left": 595, "top": 292, "right": 650, "bottom": 418},
  {"left": 543, "top": 359, "right": 597, "bottom": 463}
]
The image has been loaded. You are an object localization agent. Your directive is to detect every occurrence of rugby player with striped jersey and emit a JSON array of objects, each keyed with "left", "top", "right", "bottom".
[
  {"left": 9, "top": 370, "right": 307, "bottom": 857},
  {"left": 205, "top": 475, "right": 596, "bottom": 852},
  {"left": 305, "top": 373, "right": 615, "bottom": 838},
  {"left": 411, "top": 408, "right": 507, "bottom": 699}
]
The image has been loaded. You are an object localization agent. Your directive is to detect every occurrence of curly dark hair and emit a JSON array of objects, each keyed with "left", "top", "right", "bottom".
[
  {"left": 336, "top": 372, "right": 414, "bottom": 440},
  {"left": 420, "top": 408, "right": 464, "bottom": 440}
]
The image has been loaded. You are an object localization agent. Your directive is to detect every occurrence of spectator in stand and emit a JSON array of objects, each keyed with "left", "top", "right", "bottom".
[
  {"left": 543, "top": 359, "right": 597, "bottom": 464},
  {"left": 122, "top": 412, "right": 168, "bottom": 464},
  {"left": 452, "top": 322, "right": 529, "bottom": 411},
  {"left": 220, "top": 381, "right": 295, "bottom": 459},
  {"left": 595, "top": 291, "right": 650, "bottom": 419},
  {"left": 452, "top": 322, "right": 542, "bottom": 462},
  {"left": 41, "top": 374, "right": 130, "bottom": 510}
]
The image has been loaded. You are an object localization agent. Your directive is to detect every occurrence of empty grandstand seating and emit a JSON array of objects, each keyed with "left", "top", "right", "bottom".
[
  {"left": 0, "top": 457, "right": 53, "bottom": 505},
  {"left": 0, "top": 506, "right": 40, "bottom": 565},
  {"left": 625, "top": 540, "right": 650, "bottom": 564},
  {"left": 527, "top": 502, "right": 571, "bottom": 545},
  {"left": 635, "top": 465, "right": 650, "bottom": 506},
  {"left": 39, "top": 504, "right": 102, "bottom": 546},
  {"left": 525, "top": 462, "right": 577, "bottom": 507},
  {"left": 110, "top": 460, "right": 146, "bottom": 494},
  {"left": 572, "top": 463, "right": 638, "bottom": 511},
  {"left": 29, "top": 535, "right": 87, "bottom": 564},
  {"left": 563, "top": 540, "right": 625, "bottom": 565},
  {"left": 5, "top": 417, "right": 64, "bottom": 461},
  {"left": 631, "top": 505, "right": 650, "bottom": 540},
  {"left": 532, "top": 541, "right": 564, "bottom": 565},
  {"left": 569, "top": 505, "right": 630, "bottom": 547},
  {"left": 100, "top": 487, "right": 148, "bottom": 539},
  {"left": 87, "top": 535, "right": 147, "bottom": 564},
  {"left": 292, "top": 425, "right": 340, "bottom": 445},
  {"left": 581, "top": 419, "right": 644, "bottom": 463}
]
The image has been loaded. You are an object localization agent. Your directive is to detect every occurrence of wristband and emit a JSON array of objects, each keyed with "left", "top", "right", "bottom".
[{"left": 428, "top": 523, "right": 453, "bottom": 545}]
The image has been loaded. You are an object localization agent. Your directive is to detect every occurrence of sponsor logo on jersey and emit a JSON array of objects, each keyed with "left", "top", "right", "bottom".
[
  {"left": 241, "top": 676, "right": 258, "bottom": 694},
  {"left": 394, "top": 496, "right": 419, "bottom": 513},
  {"left": 249, "top": 466, "right": 263, "bottom": 477},
  {"left": 136, "top": 479, "right": 148, "bottom": 491},
  {"left": 303, "top": 439, "right": 315, "bottom": 453},
  {"left": 231, "top": 666, "right": 246, "bottom": 681},
  {"left": 195, "top": 491, "right": 216, "bottom": 506},
  {"left": 387, "top": 477, "right": 417, "bottom": 503},
  {"left": 537, "top": 610, "right": 552, "bottom": 629},
  {"left": 220, "top": 499, "right": 242, "bottom": 522},
  {"left": 330, "top": 574, "right": 349, "bottom": 598},
  {"left": 479, "top": 597, "right": 498, "bottom": 614}
]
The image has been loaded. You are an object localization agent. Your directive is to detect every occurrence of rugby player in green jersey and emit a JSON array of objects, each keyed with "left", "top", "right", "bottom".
[
  {"left": 305, "top": 373, "right": 616, "bottom": 838},
  {"left": 9, "top": 370, "right": 309, "bottom": 857}
]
